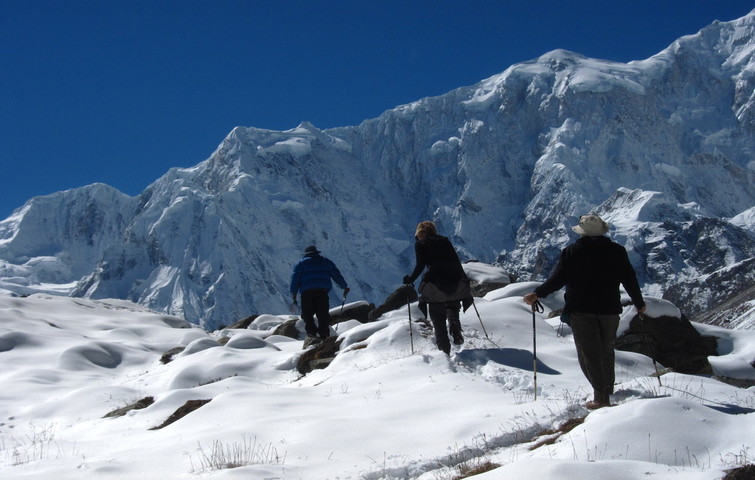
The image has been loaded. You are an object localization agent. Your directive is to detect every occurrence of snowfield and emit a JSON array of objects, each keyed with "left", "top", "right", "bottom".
[{"left": 0, "top": 282, "right": 752, "bottom": 479}]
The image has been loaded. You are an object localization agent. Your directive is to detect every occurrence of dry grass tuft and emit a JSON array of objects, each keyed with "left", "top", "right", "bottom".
[{"left": 529, "top": 416, "right": 586, "bottom": 451}]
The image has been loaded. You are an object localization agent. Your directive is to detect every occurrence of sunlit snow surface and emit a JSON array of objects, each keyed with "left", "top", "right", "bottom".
[{"left": 0, "top": 288, "right": 752, "bottom": 479}]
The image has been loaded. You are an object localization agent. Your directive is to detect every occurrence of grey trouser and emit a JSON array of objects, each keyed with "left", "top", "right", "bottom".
[{"left": 569, "top": 312, "right": 620, "bottom": 401}]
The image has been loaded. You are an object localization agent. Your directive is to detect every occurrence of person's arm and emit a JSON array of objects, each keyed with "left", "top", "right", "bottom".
[
  {"left": 290, "top": 265, "right": 301, "bottom": 302},
  {"left": 618, "top": 248, "right": 646, "bottom": 312},
  {"left": 329, "top": 261, "right": 348, "bottom": 291},
  {"left": 405, "top": 242, "right": 426, "bottom": 284},
  {"left": 535, "top": 252, "right": 569, "bottom": 298},
  {"left": 524, "top": 249, "right": 569, "bottom": 305}
]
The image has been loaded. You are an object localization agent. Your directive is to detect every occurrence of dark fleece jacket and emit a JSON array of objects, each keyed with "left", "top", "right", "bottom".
[
  {"left": 534, "top": 235, "right": 645, "bottom": 315},
  {"left": 407, "top": 234, "right": 466, "bottom": 292}
]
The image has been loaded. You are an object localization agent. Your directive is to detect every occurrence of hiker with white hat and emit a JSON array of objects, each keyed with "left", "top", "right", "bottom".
[{"left": 523, "top": 214, "right": 646, "bottom": 409}]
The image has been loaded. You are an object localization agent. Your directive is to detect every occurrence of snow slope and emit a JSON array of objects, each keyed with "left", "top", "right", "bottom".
[{"left": 0, "top": 285, "right": 752, "bottom": 479}]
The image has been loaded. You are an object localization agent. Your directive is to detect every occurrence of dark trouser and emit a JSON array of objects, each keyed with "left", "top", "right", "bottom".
[
  {"left": 301, "top": 290, "right": 331, "bottom": 338},
  {"left": 428, "top": 301, "right": 462, "bottom": 354},
  {"left": 569, "top": 312, "right": 620, "bottom": 402}
]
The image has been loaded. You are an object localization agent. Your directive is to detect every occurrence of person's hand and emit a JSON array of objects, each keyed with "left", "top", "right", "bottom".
[
  {"left": 289, "top": 300, "right": 298, "bottom": 314},
  {"left": 343, "top": 287, "right": 350, "bottom": 297},
  {"left": 523, "top": 293, "right": 538, "bottom": 306},
  {"left": 403, "top": 275, "right": 412, "bottom": 285},
  {"left": 636, "top": 304, "right": 647, "bottom": 314}
]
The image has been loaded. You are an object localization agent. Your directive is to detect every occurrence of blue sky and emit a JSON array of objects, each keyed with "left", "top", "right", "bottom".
[{"left": 2, "top": 1, "right": 753, "bottom": 218}]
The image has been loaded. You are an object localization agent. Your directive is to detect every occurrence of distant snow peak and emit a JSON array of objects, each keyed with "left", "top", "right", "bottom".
[
  {"left": 597, "top": 188, "right": 703, "bottom": 226},
  {"left": 290, "top": 121, "right": 320, "bottom": 133},
  {"left": 730, "top": 206, "right": 755, "bottom": 233},
  {"left": 1, "top": 12, "right": 755, "bottom": 330}
]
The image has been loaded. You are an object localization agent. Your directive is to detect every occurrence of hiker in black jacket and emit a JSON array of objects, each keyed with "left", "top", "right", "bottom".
[
  {"left": 524, "top": 214, "right": 646, "bottom": 410},
  {"left": 404, "top": 221, "right": 472, "bottom": 354}
]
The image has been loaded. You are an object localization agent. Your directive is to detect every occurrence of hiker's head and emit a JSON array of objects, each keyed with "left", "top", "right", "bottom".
[
  {"left": 572, "top": 214, "right": 609, "bottom": 236},
  {"left": 415, "top": 221, "right": 437, "bottom": 240},
  {"left": 303, "top": 245, "right": 321, "bottom": 256}
]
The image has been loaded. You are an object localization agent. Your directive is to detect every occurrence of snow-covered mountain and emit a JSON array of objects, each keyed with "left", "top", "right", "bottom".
[{"left": 2, "top": 12, "right": 755, "bottom": 330}]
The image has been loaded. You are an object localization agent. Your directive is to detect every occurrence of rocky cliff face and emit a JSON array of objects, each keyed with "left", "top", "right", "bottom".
[{"left": 1, "top": 13, "right": 754, "bottom": 330}]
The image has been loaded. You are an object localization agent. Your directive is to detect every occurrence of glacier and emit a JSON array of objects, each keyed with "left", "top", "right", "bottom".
[{"left": 1, "top": 12, "right": 755, "bottom": 330}]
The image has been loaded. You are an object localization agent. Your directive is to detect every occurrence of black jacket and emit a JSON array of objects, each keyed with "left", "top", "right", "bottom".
[
  {"left": 534, "top": 235, "right": 645, "bottom": 315},
  {"left": 407, "top": 234, "right": 467, "bottom": 293}
]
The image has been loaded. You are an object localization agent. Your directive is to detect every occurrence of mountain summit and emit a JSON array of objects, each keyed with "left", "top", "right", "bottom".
[{"left": 2, "top": 12, "right": 755, "bottom": 330}]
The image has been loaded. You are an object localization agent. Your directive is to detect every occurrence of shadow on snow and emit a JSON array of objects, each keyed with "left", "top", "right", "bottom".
[{"left": 456, "top": 348, "right": 561, "bottom": 375}]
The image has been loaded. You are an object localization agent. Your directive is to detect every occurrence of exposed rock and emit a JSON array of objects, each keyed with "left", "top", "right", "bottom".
[
  {"left": 150, "top": 399, "right": 211, "bottom": 430},
  {"left": 103, "top": 396, "right": 155, "bottom": 418},
  {"left": 723, "top": 464, "right": 755, "bottom": 480},
  {"left": 160, "top": 346, "right": 186, "bottom": 364},
  {"left": 368, "top": 285, "right": 418, "bottom": 321},
  {"left": 663, "top": 255, "right": 755, "bottom": 324},
  {"left": 301, "top": 335, "right": 323, "bottom": 350},
  {"left": 615, "top": 314, "right": 718, "bottom": 375},
  {"left": 469, "top": 280, "right": 508, "bottom": 297},
  {"left": 713, "top": 376, "right": 755, "bottom": 389},
  {"left": 330, "top": 302, "right": 374, "bottom": 324},
  {"left": 224, "top": 315, "right": 259, "bottom": 330},
  {"left": 691, "top": 278, "right": 755, "bottom": 330},
  {"left": 272, "top": 318, "right": 301, "bottom": 339},
  {"left": 297, "top": 337, "right": 342, "bottom": 375}
]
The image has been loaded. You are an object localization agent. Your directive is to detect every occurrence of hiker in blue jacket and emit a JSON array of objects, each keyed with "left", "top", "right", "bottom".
[{"left": 290, "top": 245, "right": 350, "bottom": 339}]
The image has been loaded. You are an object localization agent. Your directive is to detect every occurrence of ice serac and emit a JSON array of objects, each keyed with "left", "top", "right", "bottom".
[{"left": 1, "top": 12, "right": 755, "bottom": 330}]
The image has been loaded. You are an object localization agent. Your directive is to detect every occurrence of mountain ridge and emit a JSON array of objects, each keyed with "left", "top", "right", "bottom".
[{"left": 1, "top": 12, "right": 754, "bottom": 330}]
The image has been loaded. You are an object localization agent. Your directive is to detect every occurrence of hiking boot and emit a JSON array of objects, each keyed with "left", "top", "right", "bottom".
[
  {"left": 452, "top": 332, "right": 464, "bottom": 345},
  {"left": 585, "top": 400, "right": 610, "bottom": 410}
]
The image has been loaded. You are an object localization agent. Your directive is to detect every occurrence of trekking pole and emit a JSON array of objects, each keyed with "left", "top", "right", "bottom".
[
  {"left": 472, "top": 300, "right": 489, "bottom": 339},
  {"left": 333, "top": 291, "right": 349, "bottom": 334},
  {"left": 339, "top": 290, "right": 348, "bottom": 316},
  {"left": 531, "top": 300, "right": 544, "bottom": 400},
  {"left": 471, "top": 299, "right": 499, "bottom": 348},
  {"left": 639, "top": 312, "right": 662, "bottom": 386},
  {"left": 406, "top": 284, "right": 415, "bottom": 354}
]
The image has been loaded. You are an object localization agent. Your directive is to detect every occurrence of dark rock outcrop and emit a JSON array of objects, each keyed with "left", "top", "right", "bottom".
[
  {"left": 469, "top": 279, "right": 508, "bottom": 297},
  {"left": 224, "top": 315, "right": 260, "bottom": 330},
  {"left": 663, "top": 255, "right": 755, "bottom": 324},
  {"left": 723, "top": 464, "right": 755, "bottom": 480},
  {"left": 297, "top": 337, "right": 342, "bottom": 375},
  {"left": 272, "top": 318, "right": 301, "bottom": 339},
  {"left": 331, "top": 302, "right": 375, "bottom": 324},
  {"left": 615, "top": 314, "right": 718, "bottom": 374},
  {"left": 150, "top": 399, "right": 211, "bottom": 430},
  {"left": 160, "top": 346, "right": 186, "bottom": 364},
  {"left": 368, "top": 285, "right": 418, "bottom": 321},
  {"left": 103, "top": 396, "right": 155, "bottom": 418}
]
